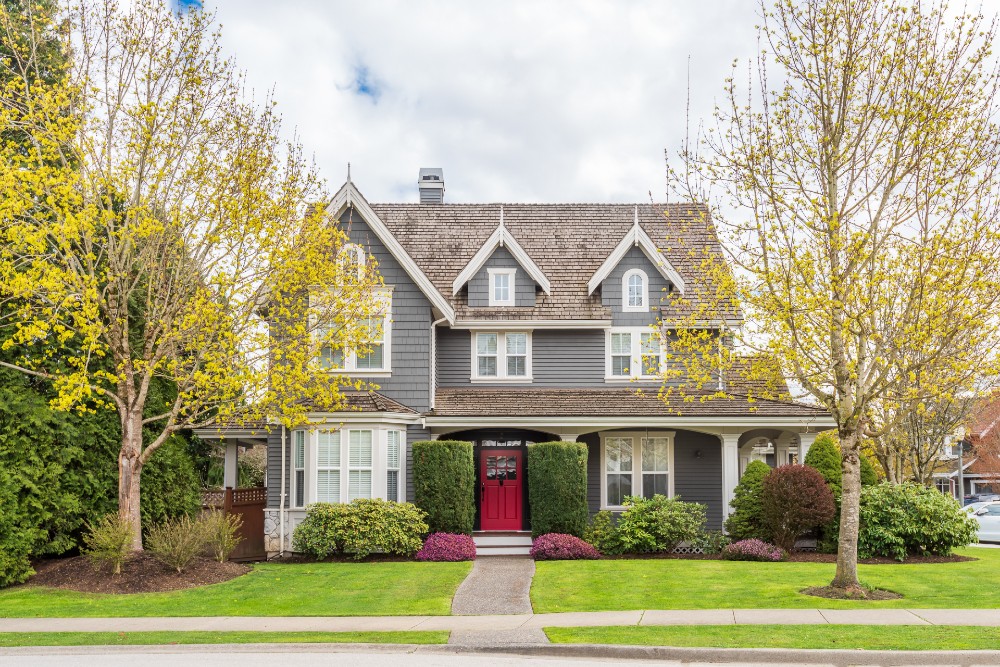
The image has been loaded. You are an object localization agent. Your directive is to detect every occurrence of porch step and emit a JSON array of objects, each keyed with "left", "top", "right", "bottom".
[{"left": 473, "top": 532, "right": 533, "bottom": 556}]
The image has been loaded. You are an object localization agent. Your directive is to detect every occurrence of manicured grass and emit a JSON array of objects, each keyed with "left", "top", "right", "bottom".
[
  {"left": 544, "top": 625, "right": 1000, "bottom": 651},
  {"left": 0, "top": 561, "right": 471, "bottom": 618},
  {"left": 0, "top": 631, "right": 448, "bottom": 647},
  {"left": 531, "top": 547, "right": 999, "bottom": 612}
]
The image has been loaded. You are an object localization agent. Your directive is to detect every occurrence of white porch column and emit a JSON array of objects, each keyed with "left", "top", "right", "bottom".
[
  {"left": 557, "top": 434, "right": 580, "bottom": 443},
  {"left": 775, "top": 432, "right": 796, "bottom": 466},
  {"left": 799, "top": 432, "right": 817, "bottom": 464},
  {"left": 223, "top": 440, "right": 238, "bottom": 489},
  {"left": 720, "top": 433, "right": 741, "bottom": 522}
]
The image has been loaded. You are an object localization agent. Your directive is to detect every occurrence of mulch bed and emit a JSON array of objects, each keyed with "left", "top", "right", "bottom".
[
  {"left": 28, "top": 554, "right": 250, "bottom": 594},
  {"left": 802, "top": 585, "right": 903, "bottom": 601},
  {"left": 605, "top": 552, "right": 976, "bottom": 564}
]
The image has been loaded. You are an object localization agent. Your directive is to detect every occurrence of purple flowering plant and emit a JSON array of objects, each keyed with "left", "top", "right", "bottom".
[
  {"left": 414, "top": 532, "right": 477, "bottom": 562},
  {"left": 721, "top": 538, "right": 786, "bottom": 562},
  {"left": 530, "top": 533, "right": 601, "bottom": 560}
]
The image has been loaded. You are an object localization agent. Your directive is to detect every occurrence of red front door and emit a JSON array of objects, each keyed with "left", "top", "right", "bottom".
[{"left": 480, "top": 449, "right": 522, "bottom": 531}]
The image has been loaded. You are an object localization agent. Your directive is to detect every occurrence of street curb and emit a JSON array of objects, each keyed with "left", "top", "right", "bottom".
[{"left": 4, "top": 642, "right": 1000, "bottom": 665}]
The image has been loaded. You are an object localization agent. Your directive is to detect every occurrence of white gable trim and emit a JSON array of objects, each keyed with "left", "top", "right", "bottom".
[
  {"left": 587, "top": 209, "right": 686, "bottom": 295},
  {"left": 452, "top": 212, "right": 552, "bottom": 296},
  {"left": 329, "top": 181, "right": 455, "bottom": 323}
]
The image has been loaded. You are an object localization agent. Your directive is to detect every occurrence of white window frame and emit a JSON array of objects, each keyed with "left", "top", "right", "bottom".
[
  {"left": 606, "top": 327, "right": 664, "bottom": 381},
  {"left": 300, "top": 425, "right": 406, "bottom": 505},
  {"left": 488, "top": 268, "right": 516, "bottom": 306},
  {"left": 622, "top": 268, "right": 649, "bottom": 312},
  {"left": 386, "top": 430, "right": 402, "bottom": 502},
  {"left": 471, "top": 331, "right": 533, "bottom": 382},
  {"left": 347, "top": 429, "right": 374, "bottom": 501},
  {"left": 599, "top": 431, "right": 675, "bottom": 510},
  {"left": 316, "top": 288, "right": 393, "bottom": 376},
  {"left": 315, "top": 429, "right": 342, "bottom": 504},
  {"left": 338, "top": 243, "right": 366, "bottom": 278}
]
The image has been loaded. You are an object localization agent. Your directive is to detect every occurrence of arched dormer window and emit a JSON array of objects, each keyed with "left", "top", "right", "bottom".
[
  {"left": 339, "top": 243, "right": 365, "bottom": 279},
  {"left": 622, "top": 269, "right": 648, "bottom": 312}
]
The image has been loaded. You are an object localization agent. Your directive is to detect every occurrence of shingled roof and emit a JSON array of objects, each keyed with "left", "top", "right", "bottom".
[
  {"left": 367, "top": 203, "right": 741, "bottom": 322},
  {"left": 431, "top": 388, "right": 829, "bottom": 419}
]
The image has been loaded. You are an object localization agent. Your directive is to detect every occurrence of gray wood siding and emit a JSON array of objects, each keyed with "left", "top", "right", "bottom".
[
  {"left": 602, "top": 246, "right": 673, "bottom": 326},
  {"left": 674, "top": 430, "right": 724, "bottom": 530},
  {"left": 437, "top": 328, "right": 607, "bottom": 387},
  {"left": 341, "top": 210, "right": 433, "bottom": 412},
  {"left": 467, "top": 246, "right": 537, "bottom": 307},
  {"left": 266, "top": 427, "right": 289, "bottom": 509},
  {"left": 580, "top": 429, "right": 723, "bottom": 530}
]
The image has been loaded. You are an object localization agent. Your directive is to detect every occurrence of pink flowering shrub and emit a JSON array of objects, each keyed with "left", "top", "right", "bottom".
[
  {"left": 721, "top": 538, "right": 786, "bottom": 562},
  {"left": 530, "top": 533, "right": 601, "bottom": 560},
  {"left": 414, "top": 532, "right": 477, "bottom": 562}
]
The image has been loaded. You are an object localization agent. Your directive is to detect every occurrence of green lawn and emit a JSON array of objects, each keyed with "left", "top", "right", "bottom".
[
  {"left": 531, "top": 547, "right": 999, "bottom": 612},
  {"left": 544, "top": 625, "right": 1000, "bottom": 651},
  {"left": 0, "top": 631, "right": 448, "bottom": 647},
  {"left": 0, "top": 561, "right": 471, "bottom": 617}
]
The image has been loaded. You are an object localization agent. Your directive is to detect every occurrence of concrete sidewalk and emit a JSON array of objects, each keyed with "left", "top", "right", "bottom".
[{"left": 2, "top": 608, "right": 1000, "bottom": 633}]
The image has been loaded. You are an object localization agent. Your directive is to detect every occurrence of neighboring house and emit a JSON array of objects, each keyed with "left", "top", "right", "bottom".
[
  {"left": 202, "top": 169, "right": 834, "bottom": 554},
  {"left": 935, "top": 393, "right": 1000, "bottom": 500}
]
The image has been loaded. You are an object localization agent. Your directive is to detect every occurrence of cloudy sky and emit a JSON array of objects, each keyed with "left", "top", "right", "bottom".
[{"left": 212, "top": 1, "right": 761, "bottom": 204}]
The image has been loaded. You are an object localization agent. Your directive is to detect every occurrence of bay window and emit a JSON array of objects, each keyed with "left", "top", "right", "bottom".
[
  {"left": 348, "top": 430, "right": 373, "bottom": 500},
  {"left": 293, "top": 426, "right": 407, "bottom": 506},
  {"left": 316, "top": 429, "right": 341, "bottom": 503}
]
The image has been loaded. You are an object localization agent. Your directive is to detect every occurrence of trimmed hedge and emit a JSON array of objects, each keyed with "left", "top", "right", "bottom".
[
  {"left": 412, "top": 440, "right": 475, "bottom": 535},
  {"left": 292, "top": 499, "right": 428, "bottom": 560},
  {"left": 526, "top": 441, "right": 589, "bottom": 538}
]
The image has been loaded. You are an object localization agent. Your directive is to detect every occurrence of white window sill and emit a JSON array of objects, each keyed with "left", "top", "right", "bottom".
[
  {"left": 471, "top": 376, "right": 533, "bottom": 383},
  {"left": 325, "top": 369, "right": 393, "bottom": 377},
  {"left": 621, "top": 306, "right": 649, "bottom": 313},
  {"left": 604, "top": 376, "right": 660, "bottom": 383}
]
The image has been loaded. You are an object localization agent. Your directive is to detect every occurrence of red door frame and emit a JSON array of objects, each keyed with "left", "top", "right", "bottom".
[{"left": 479, "top": 448, "right": 523, "bottom": 531}]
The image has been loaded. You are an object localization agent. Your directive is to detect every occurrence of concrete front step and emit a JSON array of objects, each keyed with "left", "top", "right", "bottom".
[{"left": 473, "top": 531, "right": 533, "bottom": 556}]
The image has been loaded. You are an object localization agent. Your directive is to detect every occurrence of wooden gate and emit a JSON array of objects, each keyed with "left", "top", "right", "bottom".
[{"left": 202, "top": 487, "right": 267, "bottom": 562}]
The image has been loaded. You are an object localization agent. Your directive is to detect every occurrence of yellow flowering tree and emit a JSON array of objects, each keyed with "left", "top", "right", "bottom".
[
  {"left": 0, "top": 0, "right": 383, "bottom": 550},
  {"left": 672, "top": 0, "right": 1000, "bottom": 592}
]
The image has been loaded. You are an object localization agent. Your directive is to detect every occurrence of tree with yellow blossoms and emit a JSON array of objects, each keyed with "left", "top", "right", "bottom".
[
  {"left": 672, "top": 0, "right": 1000, "bottom": 592},
  {"left": 0, "top": 0, "right": 383, "bottom": 550}
]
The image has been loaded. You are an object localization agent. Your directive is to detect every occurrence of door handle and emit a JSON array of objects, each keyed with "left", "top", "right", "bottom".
[{"left": 481, "top": 482, "right": 485, "bottom": 500}]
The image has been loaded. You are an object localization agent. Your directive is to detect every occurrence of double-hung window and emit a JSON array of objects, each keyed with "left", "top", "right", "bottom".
[
  {"left": 608, "top": 327, "right": 663, "bottom": 379},
  {"left": 316, "top": 289, "right": 392, "bottom": 374},
  {"left": 386, "top": 430, "right": 402, "bottom": 502},
  {"left": 602, "top": 432, "right": 674, "bottom": 509},
  {"left": 473, "top": 332, "right": 531, "bottom": 381},
  {"left": 488, "top": 268, "right": 516, "bottom": 306},
  {"left": 316, "top": 430, "right": 340, "bottom": 503},
  {"left": 348, "top": 430, "right": 373, "bottom": 500}
]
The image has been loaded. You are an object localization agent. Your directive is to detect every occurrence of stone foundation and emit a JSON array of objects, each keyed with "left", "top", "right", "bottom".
[{"left": 264, "top": 508, "right": 304, "bottom": 554}]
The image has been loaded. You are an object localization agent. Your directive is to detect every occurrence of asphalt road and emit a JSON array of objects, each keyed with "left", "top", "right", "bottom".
[{"left": 5, "top": 645, "right": 1000, "bottom": 667}]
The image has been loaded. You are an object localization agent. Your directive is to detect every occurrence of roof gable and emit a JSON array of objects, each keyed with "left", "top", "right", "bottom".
[
  {"left": 587, "top": 207, "right": 686, "bottom": 296},
  {"left": 329, "top": 181, "right": 455, "bottom": 323},
  {"left": 452, "top": 211, "right": 551, "bottom": 295}
]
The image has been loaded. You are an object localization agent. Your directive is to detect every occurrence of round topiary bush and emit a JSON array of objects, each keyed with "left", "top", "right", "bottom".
[
  {"left": 761, "top": 464, "right": 836, "bottom": 551},
  {"left": 530, "top": 533, "right": 601, "bottom": 560},
  {"left": 721, "top": 538, "right": 786, "bottom": 562},
  {"left": 725, "top": 460, "right": 771, "bottom": 541},
  {"left": 415, "top": 533, "right": 477, "bottom": 562}
]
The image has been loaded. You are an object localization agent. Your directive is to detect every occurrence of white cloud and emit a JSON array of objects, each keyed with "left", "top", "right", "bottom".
[{"left": 212, "top": 0, "right": 759, "bottom": 203}]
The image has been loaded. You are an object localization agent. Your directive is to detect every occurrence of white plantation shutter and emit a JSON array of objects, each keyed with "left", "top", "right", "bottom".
[
  {"left": 386, "top": 430, "right": 401, "bottom": 501},
  {"left": 316, "top": 430, "right": 341, "bottom": 503},
  {"left": 318, "top": 430, "right": 340, "bottom": 467},
  {"left": 348, "top": 430, "right": 373, "bottom": 500},
  {"left": 316, "top": 470, "right": 340, "bottom": 503}
]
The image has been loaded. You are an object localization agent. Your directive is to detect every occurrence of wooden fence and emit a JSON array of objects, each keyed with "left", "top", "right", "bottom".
[{"left": 203, "top": 486, "right": 267, "bottom": 562}]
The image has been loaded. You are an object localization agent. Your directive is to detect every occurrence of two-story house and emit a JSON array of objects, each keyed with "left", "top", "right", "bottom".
[{"left": 254, "top": 168, "right": 834, "bottom": 554}]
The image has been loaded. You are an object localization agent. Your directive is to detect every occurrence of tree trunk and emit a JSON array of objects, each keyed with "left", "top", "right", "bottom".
[
  {"left": 118, "top": 411, "right": 145, "bottom": 551},
  {"left": 832, "top": 430, "right": 862, "bottom": 590}
]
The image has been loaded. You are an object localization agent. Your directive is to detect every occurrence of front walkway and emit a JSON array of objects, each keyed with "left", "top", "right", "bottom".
[
  {"left": 4, "top": 608, "right": 1000, "bottom": 633},
  {"left": 449, "top": 556, "right": 542, "bottom": 644}
]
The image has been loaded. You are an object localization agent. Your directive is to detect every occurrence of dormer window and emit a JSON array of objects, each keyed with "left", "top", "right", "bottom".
[
  {"left": 488, "top": 268, "right": 516, "bottom": 306},
  {"left": 339, "top": 243, "right": 365, "bottom": 279},
  {"left": 623, "top": 269, "right": 648, "bottom": 312}
]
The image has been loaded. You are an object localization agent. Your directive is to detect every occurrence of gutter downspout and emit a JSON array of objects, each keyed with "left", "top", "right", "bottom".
[
  {"left": 429, "top": 317, "right": 447, "bottom": 411},
  {"left": 279, "top": 424, "right": 286, "bottom": 557}
]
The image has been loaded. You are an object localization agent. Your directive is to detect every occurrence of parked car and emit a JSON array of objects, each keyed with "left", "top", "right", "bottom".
[
  {"left": 964, "top": 494, "right": 1000, "bottom": 505},
  {"left": 968, "top": 501, "right": 1000, "bottom": 543}
]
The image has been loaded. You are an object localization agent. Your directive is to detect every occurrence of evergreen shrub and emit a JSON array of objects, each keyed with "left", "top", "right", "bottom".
[
  {"left": 293, "top": 499, "right": 428, "bottom": 560},
  {"left": 526, "top": 441, "right": 588, "bottom": 538},
  {"left": 412, "top": 440, "right": 475, "bottom": 534},
  {"left": 724, "top": 460, "right": 771, "bottom": 541}
]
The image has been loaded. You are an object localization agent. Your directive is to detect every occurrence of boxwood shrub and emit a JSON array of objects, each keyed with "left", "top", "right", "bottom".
[
  {"left": 412, "top": 440, "right": 475, "bottom": 535},
  {"left": 526, "top": 441, "right": 588, "bottom": 538},
  {"left": 615, "top": 495, "right": 706, "bottom": 554},
  {"left": 292, "top": 499, "right": 428, "bottom": 560},
  {"left": 858, "top": 482, "right": 978, "bottom": 560}
]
